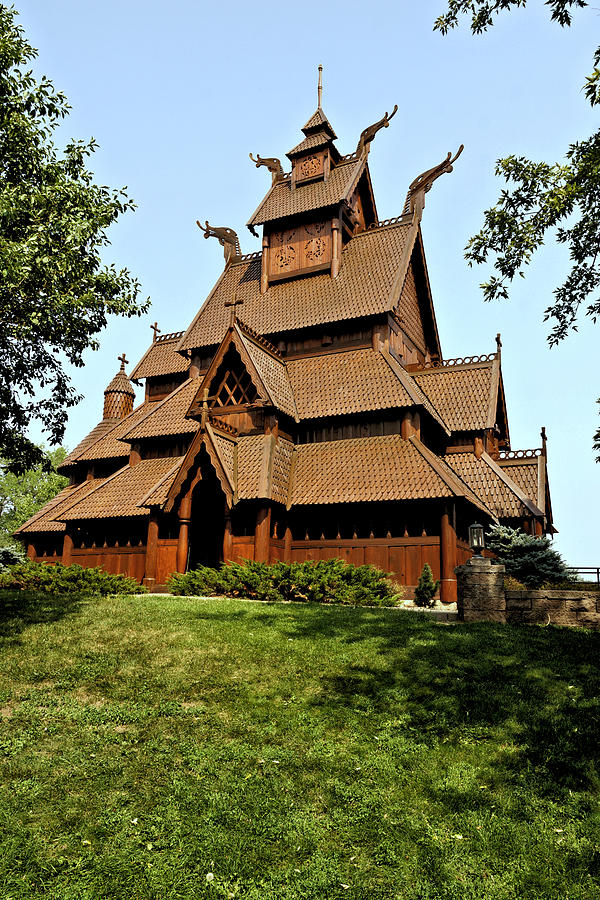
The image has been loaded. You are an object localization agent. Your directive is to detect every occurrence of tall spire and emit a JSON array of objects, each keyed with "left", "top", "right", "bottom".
[{"left": 318, "top": 64, "right": 323, "bottom": 109}]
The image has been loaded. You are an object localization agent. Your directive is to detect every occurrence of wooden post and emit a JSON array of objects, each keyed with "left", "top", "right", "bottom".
[
  {"left": 143, "top": 513, "right": 159, "bottom": 588},
  {"left": 534, "top": 519, "right": 543, "bottom": 536},
  {"left": 254, "top": 505, "right": 271, "bottom": 563},
  {"left": 261, "top": 234, "right": 269, "bottom": 294},
  {"left": 129, "top": 445, "right": 141, "bottom": 466},
  {"left": 284, "top": 524, "right": 292, "bottom": 563},
  {"left": 401, "top": 411, "right": 413, "bottom": 439},
  {"left": 62, "top": 531, "right": 74, "bottom": 565},
  {"left": 440, "top": 501, "right": 458, "bottom": 604},
  {"left": 26, "top": 543, "right": 36, "bottom": 561},
  {"left": 331, "top": 218, "right": 340, "bottom": 278},
  {"left": 177, "top": 494, "right": 192, "bottom": 573},
  {"left": 223, "top": 508, "right": 233, "bottom": 562}
]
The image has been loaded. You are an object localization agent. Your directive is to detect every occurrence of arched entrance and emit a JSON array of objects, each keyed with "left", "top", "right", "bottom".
[{"left": 188, "top": 448, "right": 226, "bottom": 570}]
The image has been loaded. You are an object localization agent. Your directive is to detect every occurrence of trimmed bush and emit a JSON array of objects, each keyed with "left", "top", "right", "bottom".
[
  {"left": 168, "top": 559, "right": 403, "bottom": 607},
  {"left": 486, "top": 525, "right": 573, "bottom": 589},
  {"left": 413, "top": 563, "right": 439, "bottom": 608},
  {"left": 0, "top": 561, "right": 147, "bottom": 595}
]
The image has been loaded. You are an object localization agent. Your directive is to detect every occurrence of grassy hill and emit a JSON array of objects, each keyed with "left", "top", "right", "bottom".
[{"left": 1, "top": 592, "right": 599, "bottom": 899}]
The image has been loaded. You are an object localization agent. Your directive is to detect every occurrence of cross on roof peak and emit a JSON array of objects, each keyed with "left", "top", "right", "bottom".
[
  {"left": 118, "top": 353, "right": 129, "bottom": 371},
  {"left": 151, "top": 321, "right": 161, "bottom": 342}
]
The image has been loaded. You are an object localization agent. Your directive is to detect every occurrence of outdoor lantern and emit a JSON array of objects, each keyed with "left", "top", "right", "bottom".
[{"left": 468, "top": 523, "right": 485, "bottom": 557}]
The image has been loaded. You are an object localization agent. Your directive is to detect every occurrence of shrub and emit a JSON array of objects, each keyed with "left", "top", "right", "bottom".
[
  {"left": 486, "top": 525, "right": 573, "bottom": 589},
  {"left": 0, "top": 543, "right": 25, "bottom": 570},
  {"left": 413, "top": 563, "right": 439, "bottom": 607},
  {"left": 0, "top": 561, "right": 146, "bottom": 595},
  {"left": 168, "top": 558, "right": 403, "bottom": 607}
]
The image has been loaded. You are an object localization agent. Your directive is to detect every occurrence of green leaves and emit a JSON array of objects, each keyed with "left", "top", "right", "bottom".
[
  {"left": 0, "top": 446, "right": 67, "bottom": 544},
  {"left": 0, "top": 6, "right": 147, "bottom": 474}
]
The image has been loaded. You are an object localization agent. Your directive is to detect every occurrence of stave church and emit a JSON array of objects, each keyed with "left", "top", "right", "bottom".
[{"left": 17, "top": 76, "right": 554, "bottom": 602}]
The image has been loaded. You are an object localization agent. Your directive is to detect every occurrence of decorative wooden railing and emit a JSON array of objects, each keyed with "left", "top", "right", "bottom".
[
  {"left": 155, "top": 331, "right": 184, "bottom": 343},
  {"left": 498, "top": 449, "right": 542, "bottom": 460}
]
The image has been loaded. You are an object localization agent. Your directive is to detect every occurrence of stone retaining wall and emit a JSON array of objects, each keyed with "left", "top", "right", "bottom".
[{"left": 505, "top": 590, "right": 600, "bottom": 629}]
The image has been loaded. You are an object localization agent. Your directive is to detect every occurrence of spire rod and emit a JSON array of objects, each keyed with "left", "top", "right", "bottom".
[{"left": 317, "top": 64, "right": 323, "bottom": 109}]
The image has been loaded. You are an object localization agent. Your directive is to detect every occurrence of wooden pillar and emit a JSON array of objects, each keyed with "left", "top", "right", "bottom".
[
  {"left": 284, "top": 524, "right": 292, "bottom": 563},
  {"left": 129, "top": 445, "right": 141, "bottom": 467},
  {"left": 254, "top": 505, "right": 271, "bottom": 563},
  {"left": 26, "top": 542, "right": 36, "bottom": 561},
  {"left": 143, "top": 513, "right": 159, "bottom": 588},
  {"left": 332, "top": 218, "right": 341, "bottom": 278},
  {"left": 534, "top": 518, "right": 543, "bottom": 536},
  {"left": 177, "top": 494, "right": 192, "bottom": 573},
  {"left": 440, "top": 501, "right": 458, "bottom": 604},
  {"left": 261, "top": 235, "right": 269, "bottom": 294},
  {"left": 401, "top": 411, "right": 413, "bottom": 439},
  {"left": 223, "top": 508, "right": 233, "bottom": 563},
  {"left": 62, "top": 531, "right": 74, "bottom": 566}
]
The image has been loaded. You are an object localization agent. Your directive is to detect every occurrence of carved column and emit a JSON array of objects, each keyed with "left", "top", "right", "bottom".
[
  {"left": 261, "top": 235, "right": 269, "bottom": 294},
  {"left": 331, "top": 218, "right": 341, "bottom": 278},
  {"left": 223, "top": 508, "right": 233, "bottom": 563},
  {"left": 440, "top": 501, "right": 458, "bottom": 604},
  {"left": 26, "top": 543, "right": 36, "bottom": 561},
  {"left": 62, "top": 530, "right": 74, "bottom": 566},
  {"left": 254, "top": 505, "right": 271, "bottom": 563},
  {"left": 177, "top": 494, "right": 192, "bottom": 573},
  {"left": 284, "top": 524, "right": 292, "bottom": 563},
  {"left": 143, "top": 513, "right": 159, "bottom": 588}
]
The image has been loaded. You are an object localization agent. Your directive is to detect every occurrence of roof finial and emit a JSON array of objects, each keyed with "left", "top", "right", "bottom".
[
  {"left": 317, "top": 64, "right": 323, "bottom": 109},
  {"left": 151, "top": 321, "right": 161, "bottom": 343},
  {"left": 118, "top": 353, "right": 129, "bottom": 372},
  {"left": 496, "top": 333, "right": 502, "bottom": 355}
]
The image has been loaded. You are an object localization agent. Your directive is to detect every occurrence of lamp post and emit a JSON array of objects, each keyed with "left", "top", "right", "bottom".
[{"left": 468, "top": 523, "right": 485, "bottom": 557}]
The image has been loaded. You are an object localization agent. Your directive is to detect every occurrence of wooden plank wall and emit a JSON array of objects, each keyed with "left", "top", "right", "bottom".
[
  {"left": 71, "top": 547, "right": 146, "bottom": 582},
  {"left": 156, "top": 539, "right": 178, "bottom": 585},
  {"left": 289, "top": 537, "right": 441, "bottom": 586}
]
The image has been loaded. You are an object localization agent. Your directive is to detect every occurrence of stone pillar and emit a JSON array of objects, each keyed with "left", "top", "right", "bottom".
[
  {"left": 143, "top": 513, "right": 159, "bottom": 588},
  {"left": 62, "top": 531, "right": 74, "bottom": 565},
  {"left": 440, "top": 501, "right": 458, "bottom": 604},
  {"left": 254, "top": 505, "right": 271, "bottom": 563},
  {"left": 455, "top": 556, "right": 506, "bottom": 623}
]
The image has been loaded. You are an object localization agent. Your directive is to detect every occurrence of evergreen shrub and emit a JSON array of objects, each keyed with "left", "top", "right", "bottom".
[
  {"left": 0, "top": 561, "right": 146, "bottom": 595},
  {"left": 486, "top": 525, "right": 573, "bottom": 589},
  {"left": 413, "top": 563, "right": 439, "bottom": 607},
  {"left": 168, "top": 559, "right": 402, "bottom": 606}
]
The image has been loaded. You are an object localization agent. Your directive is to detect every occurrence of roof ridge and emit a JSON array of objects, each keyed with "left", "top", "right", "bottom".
[
  {"left": 155, "top": 330, "right": 184, "bottom": 343},
  {"left": 235, "top": 319, "right": 282, "bottom": 359},
  {"left": 381, "top": 348, "right": 451, "bottom": 434},
  {"left": 120, "top": 377, "right": 197, "bottom": 441},
  {"left": 138, "top": 456, "right": 186, "bottom": 508},
  {"left": 408, "top": 437, "right": 495, "bottom": 518}
]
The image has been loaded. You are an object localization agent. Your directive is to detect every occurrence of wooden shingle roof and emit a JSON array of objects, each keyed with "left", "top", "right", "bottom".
[
  {"left": 178, "top": 222, "right": 413, "bottom": 352},
  {"left": 15, "top": 479, "right": 107, "bottom": 534},
  {"left": 130, "top": 332, "right": 188, "bottom": 379},
  {"left": 287, "top": 348, "right": 414, "bottom": 419},
  {"left": 412, "top": 359, "right": 499, "bottom": 432},
  {"left": 60, "top": 457, "right": 184, "bottom": 521},
  {"left": 123, "top": 379, "right": 201, "bottom": 441},
  {"left": 247, "top": 157, "right": 364, "bottom": 227},
  {"left": 445, "top": 451, "right": 543, "bottom": 520}
]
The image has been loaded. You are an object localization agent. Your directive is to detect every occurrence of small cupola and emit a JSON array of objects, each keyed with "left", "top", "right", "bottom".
[
  {"left": 287, "top": 66, "right": 340, "bottom": 187},
  {"left": 103, "top": 353, "right": 135, "bottom": 420}
]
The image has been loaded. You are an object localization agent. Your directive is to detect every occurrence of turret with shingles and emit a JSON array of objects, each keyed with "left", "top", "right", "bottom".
[{"left": 103, "top": 354, "right": 135, "bottom": 420}]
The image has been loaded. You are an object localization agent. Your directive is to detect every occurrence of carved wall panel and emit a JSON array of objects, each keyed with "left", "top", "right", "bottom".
[
  {"left": 295, "top": 152, "right": 324, "bottom": 182},
  {"left": 268, "top": 220, "right": 332, "bottom": 280}
]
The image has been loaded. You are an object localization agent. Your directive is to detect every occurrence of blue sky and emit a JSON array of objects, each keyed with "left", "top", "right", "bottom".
[{"left": 16, "top": 0, "right": 599, "bottom": 565}]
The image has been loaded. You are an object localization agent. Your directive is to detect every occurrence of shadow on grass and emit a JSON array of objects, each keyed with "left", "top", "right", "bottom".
[
  {"left": 0, "top": 589, "right": 87, "bottom": 640},
  {"left": 277, "top": 604, "right": 600, "bottom": 796}
]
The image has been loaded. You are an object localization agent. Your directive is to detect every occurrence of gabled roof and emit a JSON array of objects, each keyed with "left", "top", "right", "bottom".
[
  {"left": 59, "top": 457, "right": 184, "bottom": 521},
  {"left": 187, "top": 321, "right": 298, "bottom": 420},
  {"left": 163, "top": 424, "right": 236, "bottom": 512},
  {"left": 122, "top": 378, "right": 201, "bottom": 441},
  {"left": 59, "top": 419, "right": 121, "bottom": 469},
  {"left": 412, "top": 357, "right": 501, "bottom": 432},
  {"left": 445, "top": 451, "right": 543, "bottom": 520},
  {"left": 301, "top": 107, "right": 337, "bottom": 138},
  {"left": 15, "top": 479, "right": 107, "bottom": 534},
  {"left": 247, "top": 156, "right": 364, "bottom": 227},
  {"left": 178, "top": 221, "right": 414, "bottom": 352},
  {"left": 130, "top": 332, "right": 188, "bottom": 380}
]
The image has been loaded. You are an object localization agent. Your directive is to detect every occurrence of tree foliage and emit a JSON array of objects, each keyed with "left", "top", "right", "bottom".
[
  {"left": 0, "top": 445, "right": 67, "bottom": 545},
  {"left": 0, "top": 5, "right": 147, "bottom": 474},
  {"left": 486, "top": 525, "right": 572, "bottom": 588},
  {"left": 434, "top": 1, "right": 600, "bottom": 455}
]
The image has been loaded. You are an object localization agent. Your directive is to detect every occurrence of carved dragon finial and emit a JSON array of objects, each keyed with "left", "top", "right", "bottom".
[
  {"left": 356, "top": 105, "right": 398, "bottom": 157},
  {"left": 403, "top": 145, "right": 464, "bottom": 218},
  {"left": 249, "top": 153, "right": 285, "bottom": 185},
  {"left": 196, "top": 220, "right": 242, "bottom": 266}
]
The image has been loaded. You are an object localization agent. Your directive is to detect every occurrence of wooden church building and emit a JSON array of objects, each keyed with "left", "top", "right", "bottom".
[{"left": 17, "top": 82, "right": 554, "bottom": 602}]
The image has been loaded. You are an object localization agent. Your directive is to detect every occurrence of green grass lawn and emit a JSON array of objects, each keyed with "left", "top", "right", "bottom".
[{"left": 1, "top": 592, "right": 599, "bottom": 899}]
